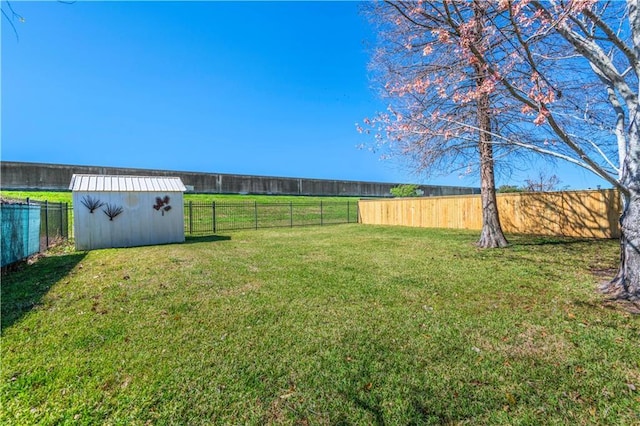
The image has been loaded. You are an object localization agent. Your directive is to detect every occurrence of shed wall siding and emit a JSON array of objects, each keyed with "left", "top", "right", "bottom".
[{"left": 73, "top": 191, "right": 184, "bottom": 250}]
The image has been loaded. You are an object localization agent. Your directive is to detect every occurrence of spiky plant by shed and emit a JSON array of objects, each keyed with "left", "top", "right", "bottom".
[
  {"left": 102, "top": 203, "right": 124, "bottom": 221},
  {"left": 80, "top": 195, "right": 104, "bottom": 213}
]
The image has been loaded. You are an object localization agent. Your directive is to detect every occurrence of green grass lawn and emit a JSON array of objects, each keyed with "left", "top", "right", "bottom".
[
  {"left": 2, "top": 225, "right": 638, "bottom": 424},
  {"left": 1, "top": 190, "right": 74, "bottom": 204}
]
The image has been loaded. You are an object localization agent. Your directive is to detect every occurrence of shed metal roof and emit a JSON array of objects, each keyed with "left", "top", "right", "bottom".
[{"left": 69, "top": 174, "right": 187, "bottom": 192}]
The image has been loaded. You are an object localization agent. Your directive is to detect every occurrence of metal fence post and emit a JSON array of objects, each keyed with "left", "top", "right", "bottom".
[
  {"left": 67, "top": 202, "right": 72, "bottom": 239},
  {"left": 212, "top": 201, "right": 216, "bottom": 233},
  {"left": 320, "top": 200, "right": 323, "bottom": 226},
  {"left": 60, "top": 203, "right": 69, "bottom": 239},
  {"left": 347, "top": 201, "right": 350, "bottom": 223},
  {"left": 290, "top": 201, "right": 293, "bottom": 227},
  {"left": 44, "top": 200, "right": 49, "bottom": 248},
  {"left": 254, "top": 201, "right": 258, "bottom": 230},
  {"left": 26, "top": 203, "right": 30, "bottom": 257},
  {"left": 59, "top": 202, "right": 63, "bottom": 238},
  {"left": 189, "top": 201, "right": 193, "bottom": 235}
]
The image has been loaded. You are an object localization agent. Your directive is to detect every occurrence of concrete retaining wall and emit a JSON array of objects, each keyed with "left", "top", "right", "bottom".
[{"left": 1, "top": 161, "right": 480, "bottom": 197}]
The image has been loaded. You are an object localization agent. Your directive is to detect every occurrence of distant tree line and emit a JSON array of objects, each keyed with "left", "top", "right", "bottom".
[
  {"left": 391, "top": 172, "right": 565, "bottom": 197},
  {"left": 497, "top": 172, "right": 565, "bottom": 193}
]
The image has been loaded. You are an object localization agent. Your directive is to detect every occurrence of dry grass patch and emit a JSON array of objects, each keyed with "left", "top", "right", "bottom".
[{"left": 477, "top": 322, "right": 571, "bottom": 360}]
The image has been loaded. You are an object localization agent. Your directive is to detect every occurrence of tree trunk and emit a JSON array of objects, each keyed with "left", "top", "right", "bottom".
[
  {"left": 473, "top": 1, "right": 509, "bottom": 249},
  {"left": 602, "top": 108, "right": 640, "bottom": 300},
  {"left": 601, "top": 190, "right": 640, "bottom": 300},
  {"left": 476, "top": 95, "right": 509, "bottom": 249}
]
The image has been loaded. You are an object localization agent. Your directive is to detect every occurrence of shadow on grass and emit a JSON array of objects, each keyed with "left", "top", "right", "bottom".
[
  {"left": 574, "top": 299, "right": 640, "bottom": 315},
  {"left": 339, "top": 389, "right": 472, "bottom": 425},
  {"left": 508, "top": 236, "right": 604, "bottom": 246},
  {"left": 351, "top": 395, "right": 386, "bottom": 426},
  {"left": 1, "top": 252, "right": 86, "bottom": 332},
  {"left": 183, "top": 235, "right": 232, "bottom": 244}
]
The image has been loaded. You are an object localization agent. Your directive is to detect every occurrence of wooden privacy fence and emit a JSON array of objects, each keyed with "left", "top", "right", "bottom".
[{"left": 358, "top": 189, "right": 622, "bottom": 239}]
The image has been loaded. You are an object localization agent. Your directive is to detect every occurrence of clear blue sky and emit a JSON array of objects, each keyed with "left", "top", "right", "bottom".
[{"left": 1, "top": 1, "right": 608, "bottom": 190}]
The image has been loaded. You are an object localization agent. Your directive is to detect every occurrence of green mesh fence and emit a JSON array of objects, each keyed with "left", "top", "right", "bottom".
[{"left": 1, "top": 203, "right": 41, "bottom": 267}]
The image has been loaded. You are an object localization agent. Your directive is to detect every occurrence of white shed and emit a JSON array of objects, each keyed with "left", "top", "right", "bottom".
[{"left": 70, "top": 174, "right": 186, "bottom": 250}]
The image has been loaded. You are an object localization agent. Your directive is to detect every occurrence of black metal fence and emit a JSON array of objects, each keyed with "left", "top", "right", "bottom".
[
  {"left": 184, "top": 200, "right": 358, "bottom": 234},
  {"left": 33, "top": 199, "right": 70, "bottom": 249},
  {"left": 1, "top": 198, "right": 356, "bottom": 262}
]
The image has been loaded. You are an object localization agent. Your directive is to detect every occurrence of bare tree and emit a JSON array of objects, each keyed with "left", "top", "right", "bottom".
[
  {"left": 362, "top": 1, "right": 639, "bottom": 299},
  {"left": 524, "top": 171, "right": 562, "bottom": 192},
  {"left": 1, "top": 1, "right": 25, "bottom": 40},
  {"left": 2, "top": 1, "right": 74, "bottom": 40},
  {"left": 360, "top": 0, "right": 509, "bottom": 248},
  {"left": 476, "top": 0, "right": 639, "bottom": 300}
]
